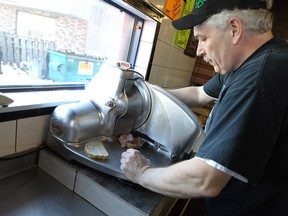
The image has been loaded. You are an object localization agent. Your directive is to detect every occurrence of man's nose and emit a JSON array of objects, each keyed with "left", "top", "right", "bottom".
[{"left": 196, "top": 43, "right": 205, "bottom": 56}]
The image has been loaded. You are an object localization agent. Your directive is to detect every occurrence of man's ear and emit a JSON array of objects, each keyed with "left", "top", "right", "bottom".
[{"left": 229, "top": 18, "right": 242, "bottom": 44}]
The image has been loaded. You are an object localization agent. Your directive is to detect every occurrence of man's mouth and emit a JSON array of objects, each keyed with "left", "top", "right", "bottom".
[{"left": 203, "top": 56, "right": 213, "bottom": 65}]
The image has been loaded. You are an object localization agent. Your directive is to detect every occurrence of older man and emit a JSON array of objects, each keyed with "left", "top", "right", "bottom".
[{"left": 121, "top": 0, "right": 288, "bottom": 215}]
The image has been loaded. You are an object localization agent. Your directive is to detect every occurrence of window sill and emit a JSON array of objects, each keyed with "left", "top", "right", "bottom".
[
  {"left": 1, "top": 90, "right": 84, "bottom": 112},
  {"left": 0, "top": 90, "right": 84, "bottom": 121}
]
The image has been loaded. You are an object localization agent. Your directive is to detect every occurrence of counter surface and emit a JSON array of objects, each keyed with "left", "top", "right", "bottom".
[
  {"left": 38, "top": 149, "right": 177, "bottom": 216},
  {"left": 0, "top": 149, "right": 177, "bottom": 216},
  {"left": 0, "top": 167, "right": 105, "bottom": 216}
]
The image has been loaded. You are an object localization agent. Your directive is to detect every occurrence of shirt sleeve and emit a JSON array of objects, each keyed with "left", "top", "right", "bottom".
[
  {"left": 195, "top": 156, "right": 248, "bottom": 182},
  {"left": 203, "top": 74, "right": 224, "bottom": 98}
]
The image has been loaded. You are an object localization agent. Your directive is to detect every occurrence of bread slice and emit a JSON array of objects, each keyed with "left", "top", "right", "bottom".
[{"left": 84, "top": 140, "right": 109, "bottom": 160}]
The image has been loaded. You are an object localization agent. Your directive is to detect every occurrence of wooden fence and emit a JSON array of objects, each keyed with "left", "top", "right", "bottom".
[{"left": 0, "top": 31, "right": 55, "bottom": 78}]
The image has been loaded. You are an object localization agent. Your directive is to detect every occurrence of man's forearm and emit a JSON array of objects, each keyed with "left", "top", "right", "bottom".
[
  {"left": 138, "top": 158, "right": 230, "bottom": 199},
  {"left": 169, "top": 86, "right": 213, "bottom": 107}
]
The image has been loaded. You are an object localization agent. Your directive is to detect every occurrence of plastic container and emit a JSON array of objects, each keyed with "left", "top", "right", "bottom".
[{"left": 48, "top": 50, "right": 104, "bottom": 82}]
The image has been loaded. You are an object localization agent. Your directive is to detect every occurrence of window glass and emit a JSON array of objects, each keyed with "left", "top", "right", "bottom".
[
  {"left": 17, "top": 11, "right": 56, "bottom": 41},
  {"left": 0, "top": 0, "right": 143, "bottom": 87}
]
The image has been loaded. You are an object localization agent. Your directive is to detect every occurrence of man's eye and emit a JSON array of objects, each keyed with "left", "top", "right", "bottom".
[{"left": 197, "top": 37, "right": 205, "bottom": 42}]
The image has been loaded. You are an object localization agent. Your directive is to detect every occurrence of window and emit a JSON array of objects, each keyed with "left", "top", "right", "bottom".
[
  {"left": 0, "top": 0, "right": 150, "bottom": 89},
  {"left": 17, "top": 12, "right": 56, "bottom": 41}
]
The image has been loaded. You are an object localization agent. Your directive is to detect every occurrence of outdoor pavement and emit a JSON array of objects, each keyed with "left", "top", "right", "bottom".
[{"left": 0, "top": 63, "right": 53, "bottom": 85}]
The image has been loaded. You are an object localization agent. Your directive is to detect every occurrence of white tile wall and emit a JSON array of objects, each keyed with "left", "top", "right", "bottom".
[
  {"left": 148, "top": 16, "right": 197, "bottom": 88},
  {"left": 0, "top": 121, "right": 16, "bottom": 157},
  {"left": 158, "top": 17, "right": 177, "bottom": 44},
  {"left": 149, "top": 65, "right": 193, "bottom": 88},
  {"left": 148, "top": 65, "right": 163, "bottom": 84},
  {"left": 153, "top": 40, "right": 191, "bottom": 69},
  {"left": 16, "top": 115, "right": 50, "bottom": 152}
]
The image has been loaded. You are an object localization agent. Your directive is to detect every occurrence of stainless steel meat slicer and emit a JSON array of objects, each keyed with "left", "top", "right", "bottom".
[{"left": 47, "top": 64, "right": 202, "bottom": 180}]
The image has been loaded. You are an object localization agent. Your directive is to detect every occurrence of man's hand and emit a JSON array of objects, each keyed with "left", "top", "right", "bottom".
[{"left": 120, "top": 148, "right": 150, "bottom": 184}]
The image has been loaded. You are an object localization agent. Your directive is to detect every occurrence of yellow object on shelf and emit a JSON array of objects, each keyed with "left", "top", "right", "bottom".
[
  {"left": 191, "top": 106, "right": 212, "bottom": 127},
  {"left": 191, "top": 107, "right": 211, "bottom": 117}
]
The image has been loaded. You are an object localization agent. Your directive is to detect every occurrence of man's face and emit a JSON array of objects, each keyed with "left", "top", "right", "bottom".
[{"left": 193, "top": 23, "right": 235, "bottom": 75}]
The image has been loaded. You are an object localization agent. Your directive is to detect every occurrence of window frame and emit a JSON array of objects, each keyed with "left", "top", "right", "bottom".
[{"left": 0, "top": 0, "right": 145, "bottom": 92}]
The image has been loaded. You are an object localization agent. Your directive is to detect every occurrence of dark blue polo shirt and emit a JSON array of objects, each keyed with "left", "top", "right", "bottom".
[{"left": 196, "top": 37, "right": 288, "bottom": 215}]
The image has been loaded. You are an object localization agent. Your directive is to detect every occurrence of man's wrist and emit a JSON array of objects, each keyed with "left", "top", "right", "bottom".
[{"left": 136, "top": 165, "right": 150, "bottom": 185}]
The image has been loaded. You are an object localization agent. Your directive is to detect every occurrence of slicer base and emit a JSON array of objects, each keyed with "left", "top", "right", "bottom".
[{"left": 47, "top": 133, "right": 174, "bottom": 180}]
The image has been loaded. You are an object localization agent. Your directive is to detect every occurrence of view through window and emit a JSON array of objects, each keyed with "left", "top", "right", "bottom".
[
  {"left": 0, "top": 0, "right": 143, "bottom": 88},
  {"left": 17, "top": 11, "right": 56, "bottom": 41}
]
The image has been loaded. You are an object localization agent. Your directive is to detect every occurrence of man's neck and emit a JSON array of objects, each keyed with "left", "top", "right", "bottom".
[
  {"left": 245, "top": 31, "right": 273, "bottom": 54},
  {"left": 236, "top": 31, "right": 274, "bottom": 68}
]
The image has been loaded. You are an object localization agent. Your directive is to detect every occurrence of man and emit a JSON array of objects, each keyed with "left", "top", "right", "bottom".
[
  {"left": 0, "top": 47, "right": 2, "bottom": 74},
  {"left": 120, "top": 0, "right": 288, "bottom": 215}
]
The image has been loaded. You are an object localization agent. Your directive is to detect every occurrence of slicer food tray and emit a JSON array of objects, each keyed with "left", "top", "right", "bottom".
[{"left": 47, "top": 133, "right": 174, "bottom": 180}]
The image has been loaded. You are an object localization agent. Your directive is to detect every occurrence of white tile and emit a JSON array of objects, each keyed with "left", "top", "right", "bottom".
[
  {"left": 158, "top": 17, "right": 177, "bottom": 44},
  {"left": 154, "top": 41, "right": 195, "bottom": 70},
  {"left": 0, "top": 121, "right": 16, "bottom": 157},
  {"left": 38, "top": 149, "right": 76, "bottom": 191},
  {"left": 164, "top": 67, "right": 192, "bottom": 88},
  {"left": 159, "top": 44, "right": 178, "bottom": 67},
  {"left": 149, "top": 65, "right": 192, "bottom": 88},
  {"left": 16, "top": 115, "right": 50, "bottom": 152},
  {"left": 152, "top": 40, "right": 167, "bottom": 66},
  {"left": 148, "top": 65, "right": 165, "bottom": 85},
  {"left": 150, "top": 14, "right": 198, "bottom": 88},
  {"left": 154, "top": 43, "right": 188, "bottom": 69},
  {"left": 167, "top": 49, "right": 196, "bottom": 71}
]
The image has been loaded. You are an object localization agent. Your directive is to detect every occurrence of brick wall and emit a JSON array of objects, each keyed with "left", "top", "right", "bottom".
[{"left": 0, "top": 3, "right": 87, "bottom": 54}]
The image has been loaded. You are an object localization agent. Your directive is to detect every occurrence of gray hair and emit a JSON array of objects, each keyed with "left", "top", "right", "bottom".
[{"left": 204, "top": 0, "right": 274, "bottom": 35}]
